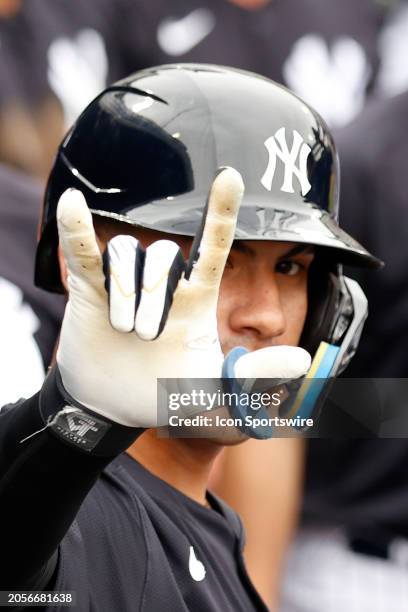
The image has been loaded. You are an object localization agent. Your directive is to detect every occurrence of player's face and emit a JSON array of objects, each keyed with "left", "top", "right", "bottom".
[
  {"left": 94, "top": 222, "right": 314, "bottom": 351},
  {"left": 0, "top": 0, "right": 21, "bottom": 18},
  {"left": 92, "top": 221, "right": 314, "bottom": 445},
  {"left": 217, "top": 240, "right": 314, "bottom": 352},
  {"left": 227, "top": 0, "right": 272, "bottom": 10}
]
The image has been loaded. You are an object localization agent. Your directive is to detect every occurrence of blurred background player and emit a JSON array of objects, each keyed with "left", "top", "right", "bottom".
[
  {"left": 281, "top": 88, "right": 408, "bottom": 612},
  {"left": 0, "top": 0, "right": 141, "bottom": 178},
  {"left": 0, "top": 0, "right": 395, "bottom": 179},
  {"left": 0, "top": 164, "right": 64, "bottom": 404}
]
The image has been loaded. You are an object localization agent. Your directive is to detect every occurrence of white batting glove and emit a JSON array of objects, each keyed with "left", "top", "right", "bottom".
[{"left": 55, "top": 168, "right": 311, "bottom": 429}]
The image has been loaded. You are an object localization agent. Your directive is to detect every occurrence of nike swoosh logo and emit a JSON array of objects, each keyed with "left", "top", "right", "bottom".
[
  {"left": 157, "top": 9, "right": 216, "bottom": 56},
  {"left": 189, "top": 545, "right": 206, "bottom": 582}
]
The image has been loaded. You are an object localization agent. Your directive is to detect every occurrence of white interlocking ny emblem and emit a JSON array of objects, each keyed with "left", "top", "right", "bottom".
[{"left": 261, "top": 127, "right": 312, "bottom": 196}]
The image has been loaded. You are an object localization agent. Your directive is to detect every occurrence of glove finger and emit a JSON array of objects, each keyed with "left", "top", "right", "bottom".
[
  {"left": 234, "top": 346, "right": 311, "bottom": 384},
  {"left": 135, "top": 240, "right": 185, "bottom": 340},
  {"left": 57, "top": 188, "right": 104, "bottom": 294},
  {"left": 104, "top": 235, "right": 145, "bottom": 333},
  {"left": 185, "top": 167, "right": 244, "bottom": 292}
]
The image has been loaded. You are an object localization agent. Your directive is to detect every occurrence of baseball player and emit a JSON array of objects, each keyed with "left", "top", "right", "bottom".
[
  {"left": 0, "top": 0, "right": 388, "bottom": 178},
  {"left": 0, "top": 64, "right": 380, "bottom": 611},
  {"left": 0, "top": 164, "right": 64, "bottom": 405}
]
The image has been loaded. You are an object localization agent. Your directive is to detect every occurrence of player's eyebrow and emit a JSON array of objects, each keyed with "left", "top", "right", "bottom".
[
  {"left": 231, "top": 242, "right": 315, "bottom": 258},
  {"left": 230, "top": 242, "right": 257, "bottom": 257}
]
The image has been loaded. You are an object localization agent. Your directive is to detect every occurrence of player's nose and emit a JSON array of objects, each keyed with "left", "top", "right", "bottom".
[{"left": 227, "top": 276, "right": 286, "bottom": 350}]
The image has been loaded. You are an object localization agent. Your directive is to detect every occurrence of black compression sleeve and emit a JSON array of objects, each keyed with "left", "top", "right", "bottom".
[{"left": 0, "top": 369, "right": 142, "bottom": 591}]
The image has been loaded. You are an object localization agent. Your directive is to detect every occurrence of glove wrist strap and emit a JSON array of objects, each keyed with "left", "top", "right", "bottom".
[{"left": 39, "top": 367, "right": 144, "bottom": 457}]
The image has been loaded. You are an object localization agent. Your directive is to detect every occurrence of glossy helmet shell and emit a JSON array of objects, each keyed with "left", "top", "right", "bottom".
[{"left": 35, "top": 63, "right": 380, "bottom": 294}]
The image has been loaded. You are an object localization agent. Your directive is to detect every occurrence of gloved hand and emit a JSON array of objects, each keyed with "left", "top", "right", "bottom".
[{"left": 55, "top": 167, "right": 311, "bottom": 429}]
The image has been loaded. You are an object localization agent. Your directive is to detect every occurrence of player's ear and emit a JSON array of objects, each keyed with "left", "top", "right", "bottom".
[{"left": 57, "top": 244, "right": 69, "bottom": 294}]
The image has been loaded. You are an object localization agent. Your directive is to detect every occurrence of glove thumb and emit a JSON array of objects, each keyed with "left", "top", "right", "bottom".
[{"left": 233, "top": 346, "right": 311, "bottom": 382}]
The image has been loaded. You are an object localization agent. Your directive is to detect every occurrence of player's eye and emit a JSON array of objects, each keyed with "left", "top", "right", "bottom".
[{"left": 276, "top": 260, "right": 302, "bottom": 276}]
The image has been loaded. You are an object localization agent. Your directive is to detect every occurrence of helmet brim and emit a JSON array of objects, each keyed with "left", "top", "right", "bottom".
[{"left": 91, "top": 196, "right": 383, "bottom": 269}]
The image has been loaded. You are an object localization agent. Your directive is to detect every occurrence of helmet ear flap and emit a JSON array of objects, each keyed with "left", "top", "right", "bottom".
[{"left": 300, "top": 256, "right": 340, "bottom": 356}]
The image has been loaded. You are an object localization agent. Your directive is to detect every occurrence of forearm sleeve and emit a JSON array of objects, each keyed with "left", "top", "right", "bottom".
[{"left": 0, "top": 368, "right": 142, "bottom": 591}]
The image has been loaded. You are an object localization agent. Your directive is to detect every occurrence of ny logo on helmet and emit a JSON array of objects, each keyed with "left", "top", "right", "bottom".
[{"left": 261, "top": 127, "right": 312, "bottom": 196}]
